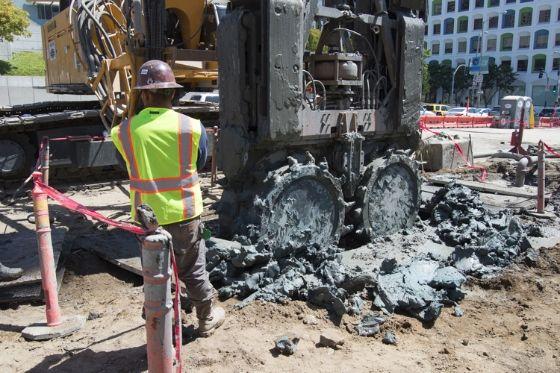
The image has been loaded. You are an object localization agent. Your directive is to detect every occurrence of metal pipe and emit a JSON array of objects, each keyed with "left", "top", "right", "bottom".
[
  {"left": 515, "top": 157, "right": 529, "bottom": 187},
  {"left": 142, "top": 232, "right": 174, "bottom": 373},
  {"left": 537, "top": 141, "right": 546, "bottom": 213},
  {"left": 451, "top": 64, "right": 466, "bottom": 107},
  {"left": 31, "top": 172, "right": 62, "bottom": 327},
  {"left": 41, "top": 137, "right": 50, "bottom": 186}
]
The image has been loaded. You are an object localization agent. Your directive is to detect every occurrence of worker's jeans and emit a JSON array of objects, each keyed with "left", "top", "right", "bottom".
[{"left": 163, "top": 217, "right": 216, "bottom": 321}]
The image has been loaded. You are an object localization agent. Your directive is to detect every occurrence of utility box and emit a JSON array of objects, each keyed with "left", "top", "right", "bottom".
[{"left": 419, "top": 137, "right": 471, "bottom": 172}]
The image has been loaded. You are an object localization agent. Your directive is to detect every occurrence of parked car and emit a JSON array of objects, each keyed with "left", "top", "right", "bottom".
[
  {"left": 489, "top": 106, "right": 501, "bottom": 117},
  {"left": 477, "top": 108, "right": 491, "bottom": 117},
  {"left": 446, "top": 107, "right": 483, "bottom": 117},
  {"left": 422, "top": 103, "right": 449, "bottom": 116},
  {"left": 181, "top": 91, "right": 220, "bottom": 104},
  {"left": 538, "top": 108, "right": 559, "bottom": 118},
  {"left": 420, "top": 107, "right": 436, "bottom": 116}
]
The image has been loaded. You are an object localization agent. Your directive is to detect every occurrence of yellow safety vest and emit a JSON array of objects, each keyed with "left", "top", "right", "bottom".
[{"left": 111, "top": 107, "right": 203, "bottom": 225}]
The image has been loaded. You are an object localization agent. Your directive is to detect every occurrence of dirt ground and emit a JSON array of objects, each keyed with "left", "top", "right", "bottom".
[
  {"left": 1, "top": 238, "right": 559, "bottom": 373},
  {"left": 1, "top": 128, "right": 560, "bottom": 372}
]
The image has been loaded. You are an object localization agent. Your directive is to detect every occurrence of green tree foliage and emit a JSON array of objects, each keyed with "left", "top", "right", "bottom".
[
  {"left": 481, "top": 62, "right": 517, "bottom": 106},
  {"left": 422, "top": 49, "right": 430, "bottom": 98},
  {"left": 427, "top": 61, "right": 452, "bottom": 103},
  {"left": 0, "top": 0, "right": 30, "bottom": 42}
]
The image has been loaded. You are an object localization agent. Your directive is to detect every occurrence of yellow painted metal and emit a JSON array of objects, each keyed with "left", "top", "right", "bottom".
[{"left": 42, "top": 0, "right": 219, "bottom": 127}]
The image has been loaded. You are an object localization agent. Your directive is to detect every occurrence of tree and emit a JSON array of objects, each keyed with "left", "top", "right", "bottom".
[
  {"left": 481, "top": 62, "right": 517, "bottom": 106},
  {"left": 0, "top": 0, "right": 30, "bottom": 43},
  {"left": 427, "top": 61, "right": 453, "bottom": 103},
  {"left": 422, "top": 49, "right": 430, "bottom": 98}
]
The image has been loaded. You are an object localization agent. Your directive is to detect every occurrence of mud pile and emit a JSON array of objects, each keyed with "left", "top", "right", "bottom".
[
  {"left": 206, "top": 184, "right": 536, "bottom": 323},
  {"left": 429, "top": 185, "right": 532, "bottom": 276},
  {"left": 205, "top": 237, "right": 370, "bottom": 317}
]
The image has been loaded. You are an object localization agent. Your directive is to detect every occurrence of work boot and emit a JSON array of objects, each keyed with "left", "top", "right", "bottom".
[
  {"left": 196, "top": 300, "right": 225, "bottom": 337},
  {"left": 0, "top": 262, "right": 23, "bottom": 282}
]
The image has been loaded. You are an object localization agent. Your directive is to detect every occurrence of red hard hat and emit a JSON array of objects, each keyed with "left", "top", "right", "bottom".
[{"left": 134, "top": 60, "right": 182, "bottom": 90}]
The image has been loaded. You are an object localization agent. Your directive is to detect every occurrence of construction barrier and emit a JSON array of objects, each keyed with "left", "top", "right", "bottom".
[
  {"left": 24, "top": 138, "right": 183, "bottom": 371},
  {"left": 419, "top": 115, "right": 494, "bottom": 129},
  {"left": 538, "top": 117, "right": 560, "bottom": 128}
]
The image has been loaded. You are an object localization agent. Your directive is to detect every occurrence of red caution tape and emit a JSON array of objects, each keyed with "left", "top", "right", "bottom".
[
  {"left": 543, "top": 142, "right": 560, "bottom": 158},
  {"left": 419, "top": 123, "right": 488, "bottom": 181},
  {"left": 33, "top": 175, "right": 147, "bottom": 235},
  {"left": 170, "top": 250, "right": 182, "bottom": 370},
  {"left": 34, "top": 174, "right": 183, "bottom": 367}
]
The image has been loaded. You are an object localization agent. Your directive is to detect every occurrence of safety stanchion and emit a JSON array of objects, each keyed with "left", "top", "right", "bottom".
[
  {"left": 21, "top": 172, "right": 86, "bottom": 340},
  {"left": 137, "top": 206, "right": 182, "bottom": 373},
  {"left": 537, "top": 141, "right": 545, "bottom": 214},
  {"left": 41, "top": 137, "right": 50, "bottom": 185}
]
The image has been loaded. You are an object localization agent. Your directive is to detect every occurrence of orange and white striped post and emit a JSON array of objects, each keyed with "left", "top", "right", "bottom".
[{"left": 31, "top": 171, "right": 61, "bottom": 326}]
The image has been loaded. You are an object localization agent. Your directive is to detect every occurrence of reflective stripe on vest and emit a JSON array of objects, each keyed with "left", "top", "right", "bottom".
[
  {"left": 117, "top": 119, "right": 142, "bottom": 213},
  {"left": 116, "top": 111, "right": 202, "bottom": 223}
]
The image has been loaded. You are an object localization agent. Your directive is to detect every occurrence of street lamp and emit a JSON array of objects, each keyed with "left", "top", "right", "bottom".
[
  {"left": 554, "top": 51, "right": 560, "bottom": 108},
  {"left": 474, "top": 11, "right": 507, "bottom": 108},
  {"left": 451, "top": 64, "right": 466, "bottom": 106}
]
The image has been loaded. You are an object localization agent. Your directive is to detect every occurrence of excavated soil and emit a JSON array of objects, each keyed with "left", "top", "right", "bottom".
[{"left": 1, "top": 240, "right": 559, "bottom": 372}]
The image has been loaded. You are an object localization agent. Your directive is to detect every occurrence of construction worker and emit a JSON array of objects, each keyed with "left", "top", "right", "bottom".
[
  {"left": 0, "top": 261, "right": 23, "bottom": 282},
  {"left": 111, "top": 60, "right": 225, "bottom": 337}
]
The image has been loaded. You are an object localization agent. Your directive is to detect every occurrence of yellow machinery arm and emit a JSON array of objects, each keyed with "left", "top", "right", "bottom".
[{"left": 42, "top": 0, "right": 222, "bottom": 129}]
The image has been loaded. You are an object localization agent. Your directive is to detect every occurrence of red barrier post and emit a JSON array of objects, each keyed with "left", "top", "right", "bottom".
[
  {"left": 21, "top": 172, "right": 85, "bottom": 340},
  {"left": 41, "top": 137, "right": 50, "bottom": 185},
  {"left": 32, "top": 172, "right": 61, "bottom": 326},
  {"left": 537, "top": 141, "right": 546, "bottom": 214}
]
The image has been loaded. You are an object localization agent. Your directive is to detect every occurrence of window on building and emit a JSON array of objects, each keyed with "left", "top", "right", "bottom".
[
  {"left": 470, "top": 36, "right": 480, "bottom": 53},
  {"left": 459, "top": 0, "right": 469, "bottom": 11},
  {"left": 445, "top": 42, "right": 453, "bottom": 54},
  {"left": 519, "top": 8, "right": 532, "bottom": 26},
  {"left": 433, "top": 23, "right": 441, "bottom": 35},
  {"left": 556, "top": 33, "right": 560, "bottom": 47},
  {"left": 444, "top": 18, "right": 454, "bottom": 34},
  {"left": 475, "top": 0, "right": 484, "bottom": 7},
  {"left": 458, "top": 40, "right": 467, "bottom": 52},
  {"left": 520, "top": 0, "right": 532, "bottom": 2},
  {"left": 457, "top": 17, "right": 468, "bottom": 32},
  {"left": 432, "top": 43, "right": 440, "bottom": 55},
  {"left": 473, "top": 18, "right": 483, "bottom": 30},
  {"left": 553, "top": 58, "right": 560, "bottom": 71},
  {"left": 506, "top": 0, "right": 516, "bottom": 3},
  {"left": 558, "top": 8, "right": 560, "bottom": 21},
  {"left": 37, "top": 4, "right": 60, "bottom": 20},
  {"left": 519, "top": 35, "right": 530, "bottom": 49},
  {"left": 488, "top": 15, "right": 499, "bottom": 29},
  {"left": 488, "top": 0, "right": 499, "bottom": 7},
  {"left": 517, "top": 59, "right": 528, "bottom": 72},
  {"left": 433, "top": 0, "right": 442, "bottom": 15},
  {"left": 501, "top": 59, "right": 512, "bottom": 68},
  {"left": 501, "top": 33, "right": 513, "bottom": 51},
  {"left": 487, "top": 38, "right": 497, "bottom": 51},
  {"left": 447, "top": 1, "right": 455, "bottom": 12},
  {"left": 532, "top": 54, "right": 546, "bottom": 72},
  {"left": 534, "top": 30, "right": 549, "bottom": 49},
  {"left": 502, "top": 10, "right": 515, "bottom": 28},
  {"left": 424, "top": 25, "right": 428, "bottom": 35},
  {"left": 538, "top": 9, "right": 550, "bottom": 23}
]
